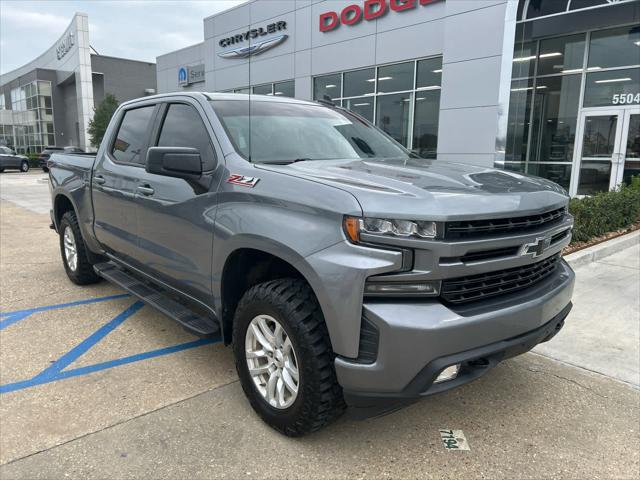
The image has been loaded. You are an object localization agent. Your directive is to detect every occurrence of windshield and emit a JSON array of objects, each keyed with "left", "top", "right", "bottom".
[{"left": 210, "top": 100, "right": 409, "bottom": 163}]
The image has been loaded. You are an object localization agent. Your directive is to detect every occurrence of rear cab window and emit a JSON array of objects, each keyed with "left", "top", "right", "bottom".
[{"left": 111, "top": 106, "right": 155, "bottom": 165}]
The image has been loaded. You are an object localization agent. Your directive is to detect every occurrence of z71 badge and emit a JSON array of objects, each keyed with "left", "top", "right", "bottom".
[{"left": 227, "top": 174, "right": 260, "bottom": 187}]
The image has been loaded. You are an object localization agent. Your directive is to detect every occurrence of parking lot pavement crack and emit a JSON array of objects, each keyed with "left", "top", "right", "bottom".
[
  {"left": 530, "top": 351, "right": 640, "bottom": 391},
  {"left": 0, "top": 379, "right": 240, "bottom": 468},
  {"left": 523, "top": 366, "right": 609, "bottom": 398}
]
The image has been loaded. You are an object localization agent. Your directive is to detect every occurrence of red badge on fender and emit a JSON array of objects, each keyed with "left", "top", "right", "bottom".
[{"left": 227, "top": 174, "right": 260, "bottom": 187}]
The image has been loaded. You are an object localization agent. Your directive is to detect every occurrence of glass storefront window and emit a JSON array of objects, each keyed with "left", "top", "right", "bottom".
[
  {"left": 529, "top": 74, "right": 581, "bottom": 163},
  {"left": 314, "top": 74, "right": 341, "bottom": 101},
  {"left": 526, "top": 163, "right": 572, "bottom": 190},
  {"left": 525, "top": 0, "right": 568, "bottom": 20},
  {"left": 413, "top": 90, "right": 440, "bottom": 159},
  {"left": 505, "top": 79, "right": 534, "bottom": 163},
  {"left": 537, "top": 34, "right": 585, "bottom": 76},
  {"left": 583, "top": 68, "right": 640, "bottom": 107},
  {"left": 312, "top": 57, "right": 441, "bottom": 152},
  {"left": 377, "top": 62, "right": 414, "bottom": 93},
  {"left": 343, "top": 68, "right": 374, "bottom": 97},
  {"left": 512, "top": 41, "right": 537, "bottom": 78},
  {"left": 38, "top": 81, "right": 52, "bottom": 96},
  {"left": 342, "top": 98, "right": 374, "bottom": 122},
  {"left": 376, "top": 93, "right": 411, "bottom": 146},
  {"left": 252, "top": 84, "right": 272, "bottom": 95},
  {"left": 588, "top": 25, "right": 640, "bottom": 70},
  {"left": 416, "top": 57, "right": 442, "bottom": 89},
  {"left": 273, "top": 81, "right": 295, "bottom": 98}
]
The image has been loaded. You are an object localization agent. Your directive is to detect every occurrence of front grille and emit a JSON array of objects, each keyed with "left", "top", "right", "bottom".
[
  {"left": 445, "top": 207, "right": 566, "bottom": 240},
  {"left": 440, "top": 246, "right": 521, "bottom": 265},
  {"left": 441, "top": 254, "right": 561, "bottom": 305}
]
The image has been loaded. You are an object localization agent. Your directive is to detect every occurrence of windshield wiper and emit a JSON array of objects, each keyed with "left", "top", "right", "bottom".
[{"left": 258, "top": 158, "right": 313, "bottom": 165}]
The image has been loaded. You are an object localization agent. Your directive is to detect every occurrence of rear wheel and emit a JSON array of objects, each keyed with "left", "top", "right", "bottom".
[
  {"left": 59, "top": 211, "right": 101, "bottom": 285},
  {"left": 233, "top": 278, "right": 345, "bottom": 436},
  {"left": 20, "top": 161, "right": 29, "bottom": 172}
]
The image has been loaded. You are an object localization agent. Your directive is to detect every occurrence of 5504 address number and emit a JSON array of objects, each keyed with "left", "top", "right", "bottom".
[{"left": 612, "top": 93, "right": 640, "bottom": 105}]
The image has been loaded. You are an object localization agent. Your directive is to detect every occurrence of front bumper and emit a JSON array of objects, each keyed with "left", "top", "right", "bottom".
[{"left": 336, "top": 259, "right": 574, "bottom": 415}]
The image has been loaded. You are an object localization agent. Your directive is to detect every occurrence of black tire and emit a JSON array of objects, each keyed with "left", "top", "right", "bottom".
[
  {"left": 0, "top": 168, "right": 4, "bottom": 173},
  {"left": 20, "top": 160, "right": 29, "bottom": 172},
  {"left": 59, "top": 210, "right": 101, "bottom": 285},
  {"left": 42, "top": 167, "right": 49, "bottom": 173},
  {"left": 233, "top": 278, "right": 345, "bottom": 436}
]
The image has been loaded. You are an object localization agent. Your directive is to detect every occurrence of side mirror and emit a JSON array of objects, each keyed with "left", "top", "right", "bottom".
[{"left": 146, "top": 147, "right": 202, "bottom": 179}]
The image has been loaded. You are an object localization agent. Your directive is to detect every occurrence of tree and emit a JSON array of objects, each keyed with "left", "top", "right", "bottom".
[{"left": 88, "top": 94, "right": 119, "bottom": 147}]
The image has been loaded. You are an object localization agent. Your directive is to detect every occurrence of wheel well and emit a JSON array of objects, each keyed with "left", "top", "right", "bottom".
[
  {"left": 221, "top": 249, "right": 306, "bottom": 344},
  {"left": 54, "top": 195, "right": 74, "bottom": 227}
]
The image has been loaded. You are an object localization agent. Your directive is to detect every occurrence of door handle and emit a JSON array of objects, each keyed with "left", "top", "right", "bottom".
[
  {"left": 93, "top": 175, "right": 106, "bottom": 185},
  {"left": 136, "top": 185, "right": 155, "bottom": 196}
]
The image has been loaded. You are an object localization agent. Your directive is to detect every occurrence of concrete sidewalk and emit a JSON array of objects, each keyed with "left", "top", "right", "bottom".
[{"left": 534, "top": 241, "right": 640, "bottom": 387}]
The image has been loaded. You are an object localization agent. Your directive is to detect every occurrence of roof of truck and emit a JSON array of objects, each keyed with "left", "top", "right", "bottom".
[
  {"left": 204, "top": 92, "right": 319, "bottom": 106},
  {"left": 121, "top": 91, "right": 322, "bottom": 108}
]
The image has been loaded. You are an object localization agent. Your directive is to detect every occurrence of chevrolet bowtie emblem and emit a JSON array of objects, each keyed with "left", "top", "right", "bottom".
[
  {"left": 521, "top": 235, "right": 553, "bottom": 258},
  {"left": 218, "top": 35, "right": 288, "bottom": 59}
]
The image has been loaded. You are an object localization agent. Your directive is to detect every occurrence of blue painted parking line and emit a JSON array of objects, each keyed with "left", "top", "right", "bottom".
[
  {"left": 0, "top": 296, "right": 221, "bottom": 395},
  {"left": 0, "top": 293, "right": 131, "bottom": 330}
]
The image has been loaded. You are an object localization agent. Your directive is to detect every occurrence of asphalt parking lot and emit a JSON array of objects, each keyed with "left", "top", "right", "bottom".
[{"left": 1, "top": 171, "right": 639, "bottom": 479}]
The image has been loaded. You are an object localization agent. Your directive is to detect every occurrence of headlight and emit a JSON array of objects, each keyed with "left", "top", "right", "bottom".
[{"left": 343, "top": 216, "right": 438, "bottom": 243}]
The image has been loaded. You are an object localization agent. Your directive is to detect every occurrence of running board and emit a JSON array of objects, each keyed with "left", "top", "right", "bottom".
[{"left": 94, "top": 262, "right": 220, "bottom": 337}]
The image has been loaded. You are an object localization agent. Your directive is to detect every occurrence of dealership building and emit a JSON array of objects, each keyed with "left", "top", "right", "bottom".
[
  {"left": 157, "top": 0, "right": 639, "bottom": 196},
  {"left": 0, "top": 13, "right": 157, "bottom": 153}
]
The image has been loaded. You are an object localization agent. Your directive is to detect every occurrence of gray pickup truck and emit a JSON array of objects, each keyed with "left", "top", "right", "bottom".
[{"left": 49, "top": 92, "right": 575, "bottom": 436}]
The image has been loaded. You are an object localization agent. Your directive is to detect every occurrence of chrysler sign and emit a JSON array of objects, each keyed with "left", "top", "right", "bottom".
[
  {"left": 178, "top": 64, "right": 205, "bottom": 86},
  {"left": 218, "top": 21, "right": 288, "bottom": 59},
  {"left": 320, "top": 0, "right": 441, "bottom": 32}
]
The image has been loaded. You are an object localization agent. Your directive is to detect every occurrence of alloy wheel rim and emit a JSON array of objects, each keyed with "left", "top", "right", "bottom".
[
  {"left": 63, "top": 226, "right": 78, "bottom": 271},
  {"left": 245, "top": 314, "right": 299, "bottom": 409},
  {"left": 21, "top": 163, "right": 28, "bottom": 171}
]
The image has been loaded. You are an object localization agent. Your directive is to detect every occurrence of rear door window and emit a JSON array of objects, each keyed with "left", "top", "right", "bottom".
[
  {"left": 157, "top": 104, "right": 216, "bottom": 170},
  {"left": 111, "top": 106, "right": 155, "bottom": 164}
]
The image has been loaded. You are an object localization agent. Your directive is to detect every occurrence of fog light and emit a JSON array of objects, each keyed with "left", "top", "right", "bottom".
[{"left": 434, "top": 364, "right": 460, "bottom": 384}]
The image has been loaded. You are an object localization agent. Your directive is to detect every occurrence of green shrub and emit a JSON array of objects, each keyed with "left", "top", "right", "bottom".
[{"left": 569, "top": 176, "right": 640, "bottom": 244}]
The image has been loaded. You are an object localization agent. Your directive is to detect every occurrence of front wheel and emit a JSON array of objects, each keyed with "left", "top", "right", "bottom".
[
  {"left": 20, "top": 161, "right": 29, "bottom": 172},
  {"left": 59, "top": 211, "right": 101, "bottom": 285},
  {"left": 233, "top": 278, "right": 345, "bottom": 436}
]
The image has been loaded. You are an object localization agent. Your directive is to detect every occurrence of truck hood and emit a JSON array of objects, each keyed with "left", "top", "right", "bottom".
[{"left": 256, "top": 158, "right": 569, "bottom": 220}]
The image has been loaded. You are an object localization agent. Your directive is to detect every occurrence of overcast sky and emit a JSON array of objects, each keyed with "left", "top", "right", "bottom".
[{"left": 0, "top": 0, "right": 246, "bottom": 74}]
